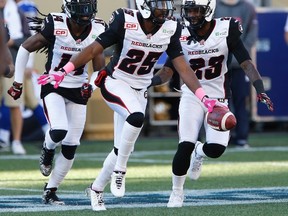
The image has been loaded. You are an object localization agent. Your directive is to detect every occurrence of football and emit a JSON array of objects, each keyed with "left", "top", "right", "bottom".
[{"left": 206, "top": 106, "right": 237, "bottom": 131}]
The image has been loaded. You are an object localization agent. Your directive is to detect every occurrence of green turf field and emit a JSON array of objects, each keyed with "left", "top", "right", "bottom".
[{"left": 0, "top": 132, "right": 288, "bottom": 216}]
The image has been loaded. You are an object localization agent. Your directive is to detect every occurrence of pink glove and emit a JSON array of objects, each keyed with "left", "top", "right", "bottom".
[
  {"left": 37, "top": 68, "right": 67, "bottom": 89},
  {"left": 202, "top": 96, "right": 217, "bottom": 113}
]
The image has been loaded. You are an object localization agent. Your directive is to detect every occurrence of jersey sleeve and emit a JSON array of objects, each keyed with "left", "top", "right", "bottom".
[
  {"left": 96, "top": 8, "right": 125, "bottom": 49},
  {"left": 227, "top": 18, "right": 243, "bottom": 50},
  {"left": 227, "top": 18, "right": 251, "bottom": 64},
  {"left": 40, "top": 14, "right": 55, "bottom": 43},
  {"left": 166, "top": 21, "right": 184, "bottom": 60}
]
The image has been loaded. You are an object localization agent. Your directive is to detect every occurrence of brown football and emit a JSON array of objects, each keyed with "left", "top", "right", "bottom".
[{"left": 206, "top": 106, "right": 237, "bottom": 131}]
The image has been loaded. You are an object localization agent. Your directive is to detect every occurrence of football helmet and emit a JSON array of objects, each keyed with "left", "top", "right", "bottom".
[
  {"left": 181, "top": 0, "right": 216, "bottom": 29},
  {"left": 62, "top": 0, "right": 97, "bottom": 26},
  {"left": 136, "top": 0, "right": 175, "bottom": 25}
]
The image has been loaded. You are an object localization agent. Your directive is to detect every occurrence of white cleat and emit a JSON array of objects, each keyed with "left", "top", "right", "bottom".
[
  {"left": 86, "top": 187, "right": 106, "bottom": 211},
  {"left": 110, "top": 171, "right": 126, "bottom": 197},
  {"left": 167, "top": 190, "right": 184, "bottom": 208},
  {"left": 188, "top": 141, "right": 204, "bottom": 180}
]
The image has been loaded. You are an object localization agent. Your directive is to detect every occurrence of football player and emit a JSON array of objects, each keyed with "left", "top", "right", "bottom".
[
  {"left": 37, "top": 0, "right": 220, "bottom": 211},
  {"left": 154, "top": 0, "right": 273, "bottom": 207},
  {"left": 7, "top": 0, "right": 106, "bottom": 205}
]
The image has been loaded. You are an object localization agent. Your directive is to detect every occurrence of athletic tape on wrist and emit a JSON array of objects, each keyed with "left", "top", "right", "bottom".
[
  {"left": 195, "top": 88, "right": 206, "bottom": 100},
  {"left": 63, "top": 62, "right": 75, "bottom": 74}
]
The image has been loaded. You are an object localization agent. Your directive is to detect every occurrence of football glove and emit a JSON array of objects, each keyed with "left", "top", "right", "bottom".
[
  {"left": 257, "top": 93, "right": 274, "bottom": 111},
  {"left": 94, "top": 69, "right": 107, "bottom": 87},
  {"left": 81, "top": 83, "right": 93, "bottom": 100},
  {"left": 37, "top": 68, "right": 67, "bottom": 89},
  {"left": 7, "top": 81, "right": 23, "bottom": 100},
  {"left": 202, "top": 96, "right": 217, "bottom": 113}
]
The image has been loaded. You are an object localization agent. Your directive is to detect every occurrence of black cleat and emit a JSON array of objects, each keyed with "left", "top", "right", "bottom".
[
  {"left": 42, "top": 183, "right": 65, "bottom": 205},
  {"left": 39, "top": 144, "right": 55, "bottom": 177}
]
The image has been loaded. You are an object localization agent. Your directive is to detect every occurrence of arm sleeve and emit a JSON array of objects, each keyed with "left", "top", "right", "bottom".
[
  {"left": 96, "top": 8, "right": 125, "bottom": 49},
  {"left": 14, "top": 45, "right": 31, "bottom": 83},
  {"left": 166, "top": 21, "right": 184, "bottom": 60},
  {"left": 227, "top": 18, "right": 251, "bottom": 64}
]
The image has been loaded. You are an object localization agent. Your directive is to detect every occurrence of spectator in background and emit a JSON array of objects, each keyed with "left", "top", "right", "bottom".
[
  {"left": 0, "top": 10, "right": 14, "bottom": 153},
  {"left": 0, "top": 10, "right": 14, "bottom": 78},
  {"left": 0, "top": 0, "right": 28, "bottom": 154},
  {"left": 215, "top": 0, "right": 258, "bottom": 148},
  {"left": 0, "top": 0, "right": 49, "bottom": 153},
  {"left": 284, "top": 15, "right": 288, "bottom": 45}
]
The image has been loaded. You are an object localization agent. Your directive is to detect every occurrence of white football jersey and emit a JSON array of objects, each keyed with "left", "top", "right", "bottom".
[
  {"left": 181, "top": 18, "right": 231, "bottom": 99},
  {"left": 44, "top": 13, "right": 106, "bottom": 88},
  {"left": 112, "top": 9, "right": 178, "bottom": 89}
]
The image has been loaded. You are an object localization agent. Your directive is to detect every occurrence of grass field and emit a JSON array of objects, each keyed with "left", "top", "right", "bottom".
[{"left": 1, "top": 132, "right": 288, "bottom": 215}]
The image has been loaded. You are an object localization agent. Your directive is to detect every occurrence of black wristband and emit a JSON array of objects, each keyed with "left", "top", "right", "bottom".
[
  {"left": 150, "top": 76, "right": 162, "bottom": 87},
  {"left": 253, "top": 79, "right": 265, "bottom": 94},
  {"left": 4, "top": 66, "right": 10, "bottom": 77}
]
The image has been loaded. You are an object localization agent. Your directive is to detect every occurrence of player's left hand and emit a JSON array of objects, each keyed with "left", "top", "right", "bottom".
[
  {"left": 81, "top": 83, "right": 93, "bottom": 100},
  {"left": 7, "top": 81, "right": 23, "bottom": 100},
  {"left": 37, "top": 68, "right": 67, "bottom": 89},
  {"left": 257, "top": 93, "right": 274, "bottom": 111}
]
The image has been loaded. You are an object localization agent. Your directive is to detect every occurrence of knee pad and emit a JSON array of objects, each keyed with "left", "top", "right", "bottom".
[
  {"left": 113, "top": 147, "right": 118, "bottom": 156},
  {"left": 61, "top": 145, "right": 77, "bottom": 160},
  {"left": 126, "top": 112, "right": 144, "bottom": 128},
  {"left": 49, "top": 129, "right": 67, "bottom": 143},
  {"left": 172, "top": 141, "right": 194, "bottom": 176},
  {"left": 203, "top": 143, "right": 226, "bottom": 158}
]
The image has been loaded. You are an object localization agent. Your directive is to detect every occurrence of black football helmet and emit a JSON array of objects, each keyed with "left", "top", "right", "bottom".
[
  {"left": 136, "top": 0, "right": 175, "bottom": 25},
  {"left": 181, "top": 0, "right": 216, "bottom": 30},
  {"left": 62, "top": 0, "right": 97, "bottom": 26}
]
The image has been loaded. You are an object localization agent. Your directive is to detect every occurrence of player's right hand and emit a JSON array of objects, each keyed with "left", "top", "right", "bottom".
[
  {"left": 201, "top": 96, "right": 217, "bottom": 113},
  {"left": 37, "top": 68, "right": 67, "bottom": 89},
  {"left": 7, "top": 81, "right": 23, "bottom": 100}
]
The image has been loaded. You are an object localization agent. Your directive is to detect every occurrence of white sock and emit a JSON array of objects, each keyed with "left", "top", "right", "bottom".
[
  {"left": 114, "top": 122, "right": 141, "bottom": 172},
  {"left": 42, "top": 124, "right": 49, "bottom": 135},
  {"left": 0, "top": 129, "right": 10, "bottom": 144},
  {"left": 195, "top": 142, "right": 206, "bottom": 157},
  {"left": 172, "top": 173, "right": 186, "bottom": 191},
  {"left": 92, "top": 149, "right": 117, "bottom": 191},
  {"left": 47, "top": 152, "right": 74, "bottom": 188}
]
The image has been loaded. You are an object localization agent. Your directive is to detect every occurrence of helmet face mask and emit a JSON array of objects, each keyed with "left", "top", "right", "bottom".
[
  {"left": 136, "top": 0, "right": 175, "bottom": 25},
  {"left": 63, "top": 0, "right": 97, "bottom": 26},
  {"left": 181, "top": 0, "right": 215, "bottom": 30}
]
